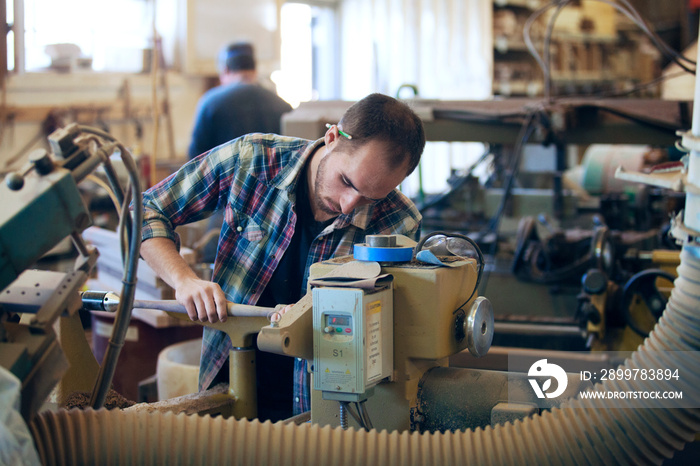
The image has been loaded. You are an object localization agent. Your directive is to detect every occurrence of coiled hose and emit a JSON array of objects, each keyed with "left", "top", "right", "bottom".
[{"left": 31, "top": 247, "right": 700, "bottom": 465}]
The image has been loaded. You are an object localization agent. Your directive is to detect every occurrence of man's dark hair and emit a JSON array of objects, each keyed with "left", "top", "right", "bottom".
[
  {"left": 337, "top": 93, "right": 425, "bottom": 176},
  {"left": 219, "top": 42, "right": 256, "bottom": 73}
]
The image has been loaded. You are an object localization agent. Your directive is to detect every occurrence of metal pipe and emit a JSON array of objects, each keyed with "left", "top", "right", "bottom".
[
  {"left": 69, "top": 151, "right": 105, "bottom": 184},
  {"left": 70, "top": 231, "right": 91, "bottom": 257},
  {"left": 229, "top": 347, "right": 257, "bottom": 420},
  {"left": 495, "top": 321, "right": 586, "bottom": 338}
]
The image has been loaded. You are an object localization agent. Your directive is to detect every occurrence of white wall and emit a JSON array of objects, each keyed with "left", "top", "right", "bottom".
[
  {"left": 338, "top": 0, "right": 492, "bottom": 100},
  {"left": 338, "top": 0, "right": 493, "bottom": 196}
]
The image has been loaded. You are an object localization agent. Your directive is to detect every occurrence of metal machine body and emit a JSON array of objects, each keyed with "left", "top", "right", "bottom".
[
  {"left": 306, "top": 253, "right": 486, "bottom": 432},
  {"left": 0, "top": 123, "right": 144, "bottom": 418}
]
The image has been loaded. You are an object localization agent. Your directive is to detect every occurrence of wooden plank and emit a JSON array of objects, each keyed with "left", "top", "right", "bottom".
[{"left": 4, "top": 103, "right": 153, "bottom": 124}]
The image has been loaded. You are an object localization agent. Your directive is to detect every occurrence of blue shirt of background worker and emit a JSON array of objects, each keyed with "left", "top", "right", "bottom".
[
  {"left": 188, "top": 42, "right": 293, "bottom": 263},
  {"left": 187, "top": 42, "right": 293, "bottom": 160}
]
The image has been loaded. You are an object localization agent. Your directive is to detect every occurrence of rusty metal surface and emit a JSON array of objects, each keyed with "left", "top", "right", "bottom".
[
  {"left": 416, "top": 366, "right": 587, "bottom": 432},
  {"left": 283, "top": 98, "right": 691, "bottom": 145}
]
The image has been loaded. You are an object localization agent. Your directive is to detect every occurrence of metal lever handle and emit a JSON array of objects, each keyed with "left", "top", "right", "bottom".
[
  {"left": 81, "top": 290, "right": 274, "bottom": 318},
  {"left": 133, "top": 299, "right": 273, "bottom": 318}
]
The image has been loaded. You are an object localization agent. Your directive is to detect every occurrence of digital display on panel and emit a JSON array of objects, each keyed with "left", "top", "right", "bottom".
[{"left": 326, "top": 315, "right": 350, "bottom": 327}]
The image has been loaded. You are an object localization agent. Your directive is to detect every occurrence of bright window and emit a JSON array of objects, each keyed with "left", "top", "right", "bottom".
[
  {"left": 272, "top": 2, "right": 339, "bottom": 107},
  {"left": 5, "top": 1, "right": 14, "bottom": 70},
  {"left": 19, "top": 0, "right": 152, "bottom": 72}
]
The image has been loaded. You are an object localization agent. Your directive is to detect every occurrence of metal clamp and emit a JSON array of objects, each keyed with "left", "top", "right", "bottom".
[
  {"left": 670, "top": 212, "right": 700, "bottom": 247},
  {"left": 677, "top": 129, "right": 700, "bottom": 153}
]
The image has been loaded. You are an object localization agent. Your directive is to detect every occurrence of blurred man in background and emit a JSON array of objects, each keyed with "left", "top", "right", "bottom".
[
  {"left": 188, "top": 41, "right": 292, "bottom": 159},
  {"left": 188, "top": 42, "right": 292, "bottom": 263}
]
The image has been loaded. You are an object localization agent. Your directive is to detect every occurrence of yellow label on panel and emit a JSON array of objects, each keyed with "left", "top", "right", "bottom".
[{"left": 367, "top": 300, "right": 382, "bottom": 381}]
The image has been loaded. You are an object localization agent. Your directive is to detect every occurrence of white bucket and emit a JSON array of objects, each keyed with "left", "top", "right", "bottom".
[{"left": 156, "top": 339, "right": 201, "bottom": 400}]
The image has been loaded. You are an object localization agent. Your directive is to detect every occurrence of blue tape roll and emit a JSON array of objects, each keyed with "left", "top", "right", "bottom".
[{"left": 353, "top": 244, "right": 414, "bottom": 262}]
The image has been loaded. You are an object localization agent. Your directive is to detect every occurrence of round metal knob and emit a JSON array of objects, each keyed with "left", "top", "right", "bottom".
[
  {"left": 582, "top": 269, "right": 607, "bottom": 295},
  {"left": 29, "top": 148, "right": 55, "bottom": 175},
  {"left": 464, "top": 297, "right": 494, "bottom": 358},
  {"left": 5, "top": 172, "right": 24, "bottom": 190}
]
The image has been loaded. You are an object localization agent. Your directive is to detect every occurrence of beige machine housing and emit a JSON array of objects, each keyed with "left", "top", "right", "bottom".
[{"left": 308, "top": 256, "right": 480, "bottom": 432}]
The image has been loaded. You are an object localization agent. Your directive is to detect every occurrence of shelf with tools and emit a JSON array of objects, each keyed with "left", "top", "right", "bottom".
[
  {"left": 493, "top": 0, "right": 544, "bottom": 97},
  {"left": 492, "top": 0, "right": 662, "bottom": 98}
]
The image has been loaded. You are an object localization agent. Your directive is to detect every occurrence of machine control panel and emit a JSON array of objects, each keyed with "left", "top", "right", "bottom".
[
  {"left": 313, "top": 284, "right": 393, "bottom": 402},
  {"left": 323, "top": 314, "right": 353, "bottom": 335}
]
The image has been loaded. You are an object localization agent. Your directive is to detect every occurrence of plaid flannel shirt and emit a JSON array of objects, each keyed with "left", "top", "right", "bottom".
[{"left": 141, "top": 133, "right": 421, "bottom": 414}]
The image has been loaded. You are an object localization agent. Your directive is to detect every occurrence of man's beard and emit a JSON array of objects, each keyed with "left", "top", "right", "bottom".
[{"left": 312, "top": 153, "right": 340, "bottom": 218}]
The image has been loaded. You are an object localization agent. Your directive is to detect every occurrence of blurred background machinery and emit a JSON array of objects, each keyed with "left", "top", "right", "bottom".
[{"left": 282, "top": 96, "right": 690, "bottom": 357}]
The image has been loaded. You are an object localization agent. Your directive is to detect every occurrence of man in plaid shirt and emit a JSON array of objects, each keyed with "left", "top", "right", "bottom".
[{"left": 139, "top": 93, "right": 425, "bottom": 421}]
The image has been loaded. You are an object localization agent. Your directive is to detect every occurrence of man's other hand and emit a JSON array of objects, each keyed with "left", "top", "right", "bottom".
[{"left": 271, "top": 303, "right": 293, "bottom": 322}]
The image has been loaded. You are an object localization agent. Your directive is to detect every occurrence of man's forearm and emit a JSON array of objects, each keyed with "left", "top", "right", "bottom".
[
  {"left": 140, "top": 237, "right": 199, "bottom": 290},
  {"left": 140, "top": 237, "right": 229, "bottom": 323}
]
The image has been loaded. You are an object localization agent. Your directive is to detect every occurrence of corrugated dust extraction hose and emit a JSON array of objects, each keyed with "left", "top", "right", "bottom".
[{"left": 30, "top": 247, "right": 700, "bottom": 465}]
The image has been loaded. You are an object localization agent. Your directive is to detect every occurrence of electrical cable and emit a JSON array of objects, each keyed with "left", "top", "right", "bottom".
[
  {"left": 352, "top": 402, "right": 366, "bottom": 430},
  {"left": 599, "top": 0, "right": 695, "bottom": 73},
  {"left": 86, "top": 174, "right": 121, "bottom": 214},
  {"left": 524, "top": 244, "right": 594, "bottom": 284},
  {"left": 524, "top": 2, "right": 555, "bottom": 80},
  {"left": 76, "top": 131, "right": 135, "bottom": 240},
  {"left": 432, "top": 97, "right": 679, "bottom": 135},
  {"left": 87, "top": 132, "right": 143, "bottom": 409},
  {"left": 620, "top": 268, "right": 675, "bottom": 337},
  {"left": 414, "top": 231, "right": 485, "bottom": 312},
  {"left": 118, "top": 181, "right": 133, "bottom": 267},
  {"left": 483, "top": 110, "right": 538, "bottom": 236},
  {"left": 77, "top": 125, "right": 116, "bottom": 141},
  {"left": 607, "top": 0, "right": 695, "bottom": 72},
  {"left": 543, "top": 1, "right": 571, "bottom": 102},
  {"left": 356, "top": 401, "right": 373, "bottom": 431},
  {"left": 474, "top": 110, "right": 539, "bottom": 296}
]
